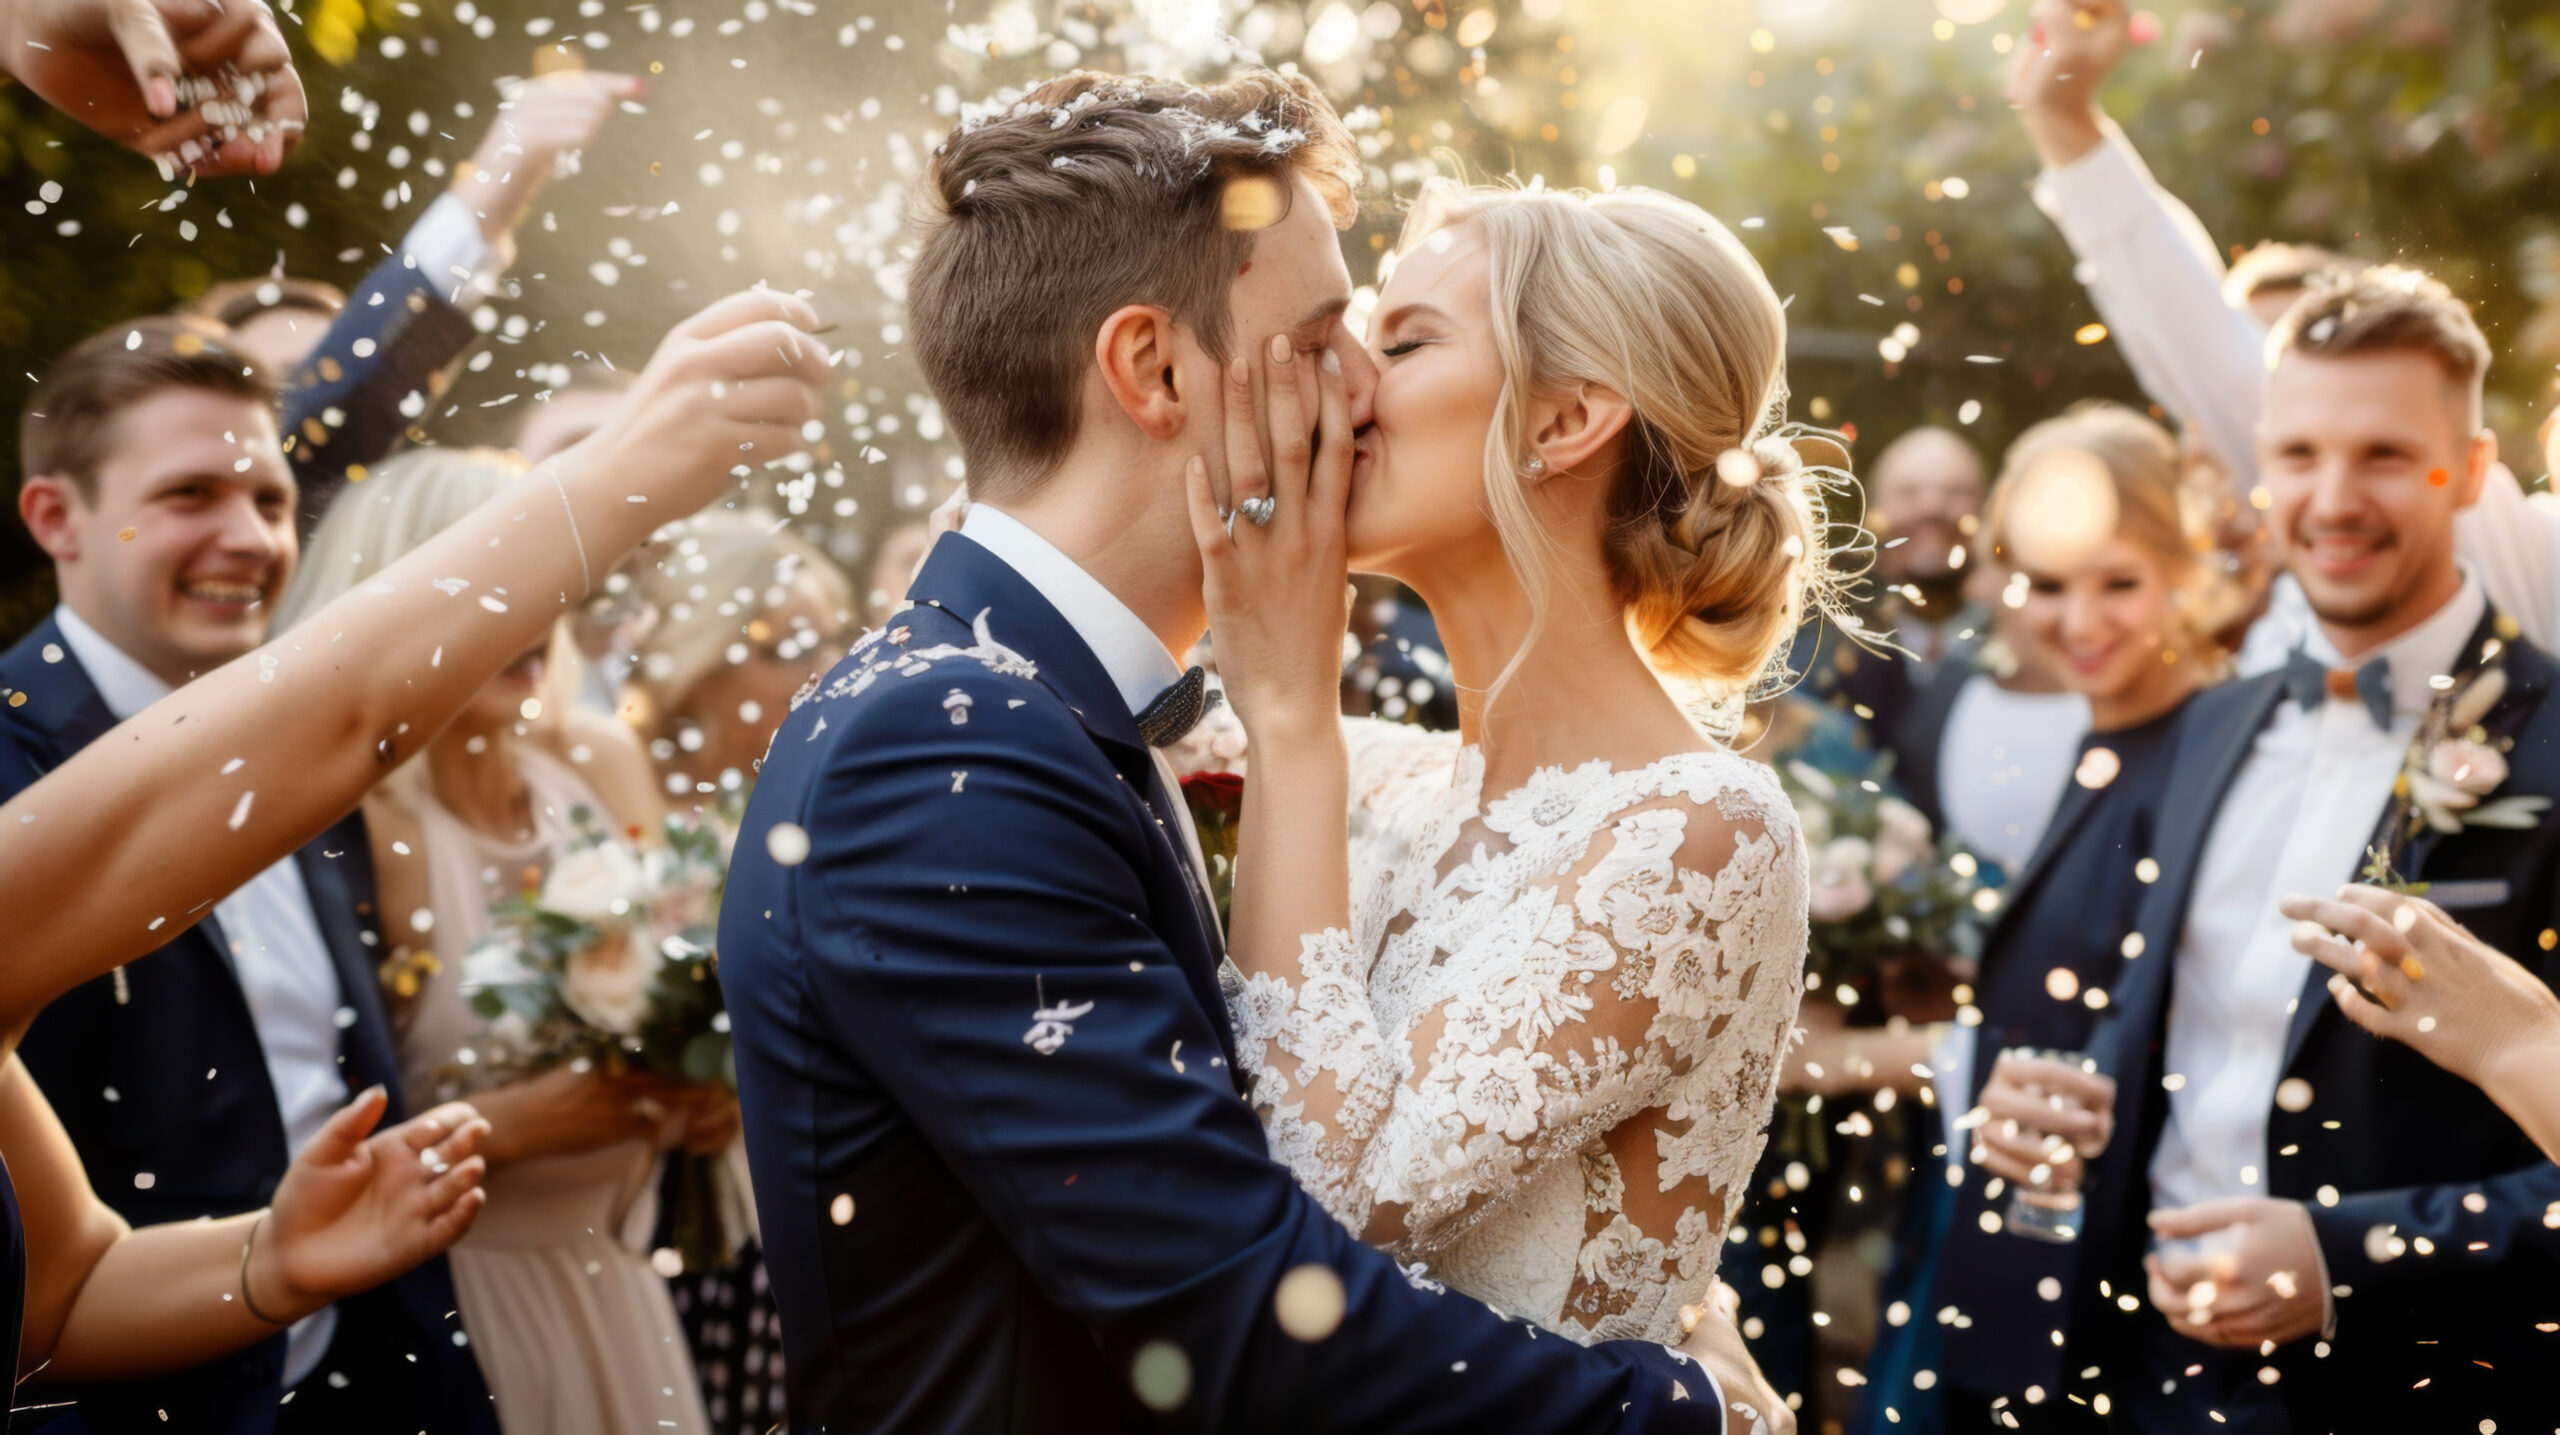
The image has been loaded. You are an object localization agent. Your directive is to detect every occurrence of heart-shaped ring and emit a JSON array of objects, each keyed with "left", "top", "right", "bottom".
[{"left": 1238, "top": 496, "right": 1277, "bottom": 528}]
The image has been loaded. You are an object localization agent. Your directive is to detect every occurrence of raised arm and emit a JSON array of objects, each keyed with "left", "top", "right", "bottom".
[
  {"left": 771, "top": 672, "right": 1725, "bottom": 1433},
  {"left": 287, "top": 71, "right": 638, "bottom": 518},
  {"left": 2010, "top": 0, "right": 2266, "bottom": 494},
  {"left": 0, "top": 288, "right": 827, "bottom": 1030}
]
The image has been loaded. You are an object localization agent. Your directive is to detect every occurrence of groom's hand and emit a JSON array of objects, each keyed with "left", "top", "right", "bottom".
[{"left": 2145, "top": 1197, "right": 2327, "bottom": 1350}]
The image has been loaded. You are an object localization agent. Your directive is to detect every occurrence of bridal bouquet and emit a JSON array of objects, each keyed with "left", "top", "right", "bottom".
[
  {"left": 455, "top": 810, "right": 746, "bottom": 1273},
  {"left": 1779, "top": 756, "right": 1995, "bottom": 1002},
  {"left": 458, "top": 810, "right": 735, "bottom": 1090}
]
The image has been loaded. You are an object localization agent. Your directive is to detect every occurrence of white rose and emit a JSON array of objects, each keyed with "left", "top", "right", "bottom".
[
  {"left": 561, "top": 926, "right": 654, "bottom": 1036},
  {"left": 1871, "top": 798, "right": 1935, "bottom": 885},
  {"left": 1808, "top": 837, "right": 1876, "bottom": 924},
  {"left": 542, "top": 841, "right": 649, "bottom": 925},
  {"left": 2428, "top": 738, "right": 2508, "bottom": 798}
]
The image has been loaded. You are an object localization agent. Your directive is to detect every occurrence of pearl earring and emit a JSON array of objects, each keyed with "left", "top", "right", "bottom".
[{"left": 1524, "top": 456, "right": 1548, "bottom": 478}]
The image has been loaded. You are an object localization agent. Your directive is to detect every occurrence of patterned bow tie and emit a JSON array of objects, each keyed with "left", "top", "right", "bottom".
[
  {"left": 1135, "top": 665, "right": 1219, "bottom": 748},
  {"left": 2280, "top": 648, "right": 2394, "bottom": 730}
]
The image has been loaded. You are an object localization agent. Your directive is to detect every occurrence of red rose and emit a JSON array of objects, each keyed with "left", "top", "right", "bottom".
[{"left": 1181, "top": 770, "right": 1246, "bottom": 825}]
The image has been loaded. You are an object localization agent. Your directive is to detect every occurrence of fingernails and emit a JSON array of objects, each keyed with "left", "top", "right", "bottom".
[
  {"left": 1269, "top": 333, "right": 1291, "bottom": 363},
  {"left": 1230, "top": 355, "right": 1250, "bottom": 385},
  {"left": 149, "top": 76, "right": 178, "bottom": 119},
  {"left": 1322, "top": 349, "right": 1342, "bottom": 376},
  {"left": 1187, "top": 455, "right": 1205, "bottom": 480}
]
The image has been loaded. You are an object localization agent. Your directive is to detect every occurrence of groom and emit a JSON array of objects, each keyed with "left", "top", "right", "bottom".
[
  {"left": 719, "top": 71, "right": 1760, "bottom": 1433},
  {"left": 1996, "top": 266, "right": 2560, "bottom": 1431}
]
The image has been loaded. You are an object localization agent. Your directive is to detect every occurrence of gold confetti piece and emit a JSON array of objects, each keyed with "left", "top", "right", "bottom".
[
  {"left": 2275, "top": 1077, "right": 2313, "bottom": 1112},
  {"left": 1219, "top": 174, "right": 1284, "bottom": 232},
  {"left": 2074, "top": 323, "right": 2108, "bottom": 345},
  {"left": 6, "top": 692, "right": 22, "bottom": 708},
  {"left": 2045, "top": 968, "right": 2079, "bottom": 1002},
  {"left": 2075, "top": 746, "right": 2122, "bottom": 790},
  {"left": 118, "top": 526, "right": 136, "bottom": 542},
  {"left": 829, "top": 1192, "right": 854, "bottom": 1225}
]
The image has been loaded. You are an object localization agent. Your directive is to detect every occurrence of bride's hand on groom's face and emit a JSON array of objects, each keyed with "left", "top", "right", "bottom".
[{"left": 1184, "top": 331, "right": 1355, "bottom": 745}]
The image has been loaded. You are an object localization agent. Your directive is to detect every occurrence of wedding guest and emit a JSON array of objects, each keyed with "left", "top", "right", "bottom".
[
  {"left": 2006, "top": 0, "right": 2560, "bottom": 664},
  {"left": 2282, "top": 886, "right": 2560, "bottom": 1166},
  {"left": 271, "top": 446, "right": 718, "bottom": 1435},
  {"left": 618, "top": 510, "right": 850, "bottom": 1433},
  {"left": 185, "top": 68, "right": 637, "bottom": 520},
  {"left": 623, "top": 511, "right": 855, "bottom": 803},
  {"left": 0, "top": 0, "right": 306, "bottom": 176},
  {"left": 4, "top": 316, "right": 498, "bottom": 1432},
  {"left": 0, "top": 289, "right": 828, "bottom": 1397},
  {"left": 1889, "top": 576, "right": 2088, "bottom": 875},
  {"left": 1981, "top": 266, "right": 2560, "bottom": 1430},
  {"left": 1798, "top": 426, "right": 1989, "bottom": 765},
  {"left": 1865, "top": 403, "right": 2222, "bottom": 1431}
]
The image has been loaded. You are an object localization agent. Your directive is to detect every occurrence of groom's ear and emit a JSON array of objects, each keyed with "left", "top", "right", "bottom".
[
  {"left": 1528, "top": 382, "right": 1635, "bottom": 481},
  {"left": 1094, "top": 304, "right": 1189, "bottom": 441}
]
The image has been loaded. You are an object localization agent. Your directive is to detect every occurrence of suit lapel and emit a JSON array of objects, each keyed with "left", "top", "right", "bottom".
[
  {"left": 297, "top": 814, "right": 407, "bottom": 1110},
  {"left": 2278, "top": 621, "right": 2557, "bottom": 1074},
  {"left": 905, "top": 539, "right": 1234, "bottom": 1050},
  {"left": 2104, "top": 678, "right": 2284, "bottom": 1077},
  {"left": 0, "top": 615, "right": 123, "bottom": 774}
]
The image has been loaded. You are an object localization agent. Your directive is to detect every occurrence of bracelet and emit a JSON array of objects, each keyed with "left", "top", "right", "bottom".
[{"left": 239, "top": 1213, "right": 292, "bottom": 1326}]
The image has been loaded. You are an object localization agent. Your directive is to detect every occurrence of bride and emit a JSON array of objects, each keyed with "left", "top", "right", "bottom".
[{"left": 1194, "top": 179, "right": 1836, "bottom": 1403}]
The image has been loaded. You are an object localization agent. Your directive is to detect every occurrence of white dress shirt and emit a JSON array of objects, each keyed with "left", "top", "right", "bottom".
[
  {"left": 1936, "top": 677, "right": 2091, "bottom": 876},
  {"left": 2151, "top": 575, "right": 2486, "bottom": 1220},
  {"left": 399, "top": 190, "right": 510, "bottom": 304},
  {"left": 957, "top": 507, "right": 1213, "bottom": 879},
  {"left": 53, "top": 606, "right": 347, "bottom": 1387},
  {"left": 2032, "top": 124, "right": 2560, "bottom": 664}
]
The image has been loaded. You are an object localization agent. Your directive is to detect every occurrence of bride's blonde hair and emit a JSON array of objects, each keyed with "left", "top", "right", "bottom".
[{"left": 1396, "top": 179, "right": 1849, "bottom": 723}]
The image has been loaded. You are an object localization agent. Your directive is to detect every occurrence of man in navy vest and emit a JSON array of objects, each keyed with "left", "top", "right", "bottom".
[{"left": 3, "top": 316, "right": 494, "bottom": 1434}]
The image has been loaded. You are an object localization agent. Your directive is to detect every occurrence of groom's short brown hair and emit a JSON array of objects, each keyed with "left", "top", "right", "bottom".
[{"left": 909, "top": 70, "right": 1360, "bottom": 498}]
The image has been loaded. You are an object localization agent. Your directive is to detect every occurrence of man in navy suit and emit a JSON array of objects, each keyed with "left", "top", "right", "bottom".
[
  {"left": 3, "top": 317, "right": 493, "bottom": 1434},
  {"left": 1976, "top": 267, "right": 2560, "bottom": 1431},
  {"left": 720, "top": 71, "right": 1766, "bottom": 1434}
]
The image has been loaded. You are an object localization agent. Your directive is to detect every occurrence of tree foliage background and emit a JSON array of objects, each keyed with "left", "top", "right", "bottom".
[{"left": 3, "top": 0, "right": 2557, "bottom": 648}]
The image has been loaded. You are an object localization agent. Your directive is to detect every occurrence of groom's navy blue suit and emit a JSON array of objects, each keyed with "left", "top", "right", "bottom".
[
  {"left": 721, "top": 535, "right": 1727, "bottom": 1434},
  {"left": 2071, "top": 609, "right": 2560, "bottom": 1433}
]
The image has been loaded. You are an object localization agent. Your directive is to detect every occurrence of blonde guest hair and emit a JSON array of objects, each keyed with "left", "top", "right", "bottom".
[
  {"left": 1395, "top": 180, "right": 1847, "bottom": 723},
  {"left": 623, "top": 511, "right": 855, "bottom": 732},
  {"left": 1985, "top": 401, "right": 2218, "bottom": 649},
  {"left": 268, "top": 448, "right": 575, "bottom": 783}
]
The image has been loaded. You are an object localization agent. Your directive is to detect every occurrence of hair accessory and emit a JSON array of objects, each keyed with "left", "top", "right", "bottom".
[{"left": 1524, "top": 456, "right": 1547, "bottom": 478}]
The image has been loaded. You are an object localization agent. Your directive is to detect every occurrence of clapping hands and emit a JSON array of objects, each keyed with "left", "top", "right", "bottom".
[{"left": 0, "top": 0, "right": 307, "bottom": 176}]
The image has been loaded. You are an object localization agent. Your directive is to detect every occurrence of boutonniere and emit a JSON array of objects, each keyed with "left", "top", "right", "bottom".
[
  {"left": 2392, "top": 665, "right": 2550, "bottom": 836},
  {"left": 1179, "top": 771, "right": 1243, "bottom": 927}
]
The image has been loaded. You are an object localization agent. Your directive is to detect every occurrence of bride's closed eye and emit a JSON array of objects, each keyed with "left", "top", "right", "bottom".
[{"left": 1380, "top": 338, "right": 1430, "bottom": 359}]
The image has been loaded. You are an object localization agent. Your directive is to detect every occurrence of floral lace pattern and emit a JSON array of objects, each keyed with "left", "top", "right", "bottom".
[{"left": 1222, "top": 721, "right": 1808, "bottom": 1346}]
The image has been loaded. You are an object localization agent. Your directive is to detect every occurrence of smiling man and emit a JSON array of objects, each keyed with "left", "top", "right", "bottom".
[
  {"left": 1, "top": 314, "right": 495, "bottom": 1434},
  {"left": 2026, "top": 265, "right": 2560, "bottom": 1432}
]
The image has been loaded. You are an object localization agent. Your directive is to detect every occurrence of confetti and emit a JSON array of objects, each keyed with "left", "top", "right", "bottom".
[
  {"left": 766, "top": 821, "right": 811, "bottom": 865},
  {"left": 1274, "top": 1264, "right": 1347, "bottom": 1341}
]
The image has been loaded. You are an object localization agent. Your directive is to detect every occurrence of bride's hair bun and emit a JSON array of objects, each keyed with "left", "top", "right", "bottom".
[{"left": 1397, "top": 181, "right": 1845, "bottom": 704}]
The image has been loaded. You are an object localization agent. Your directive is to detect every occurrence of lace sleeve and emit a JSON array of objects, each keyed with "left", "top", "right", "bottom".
[{"left": 1230, "top": 761, "right": 1808, "bottom": 1347}]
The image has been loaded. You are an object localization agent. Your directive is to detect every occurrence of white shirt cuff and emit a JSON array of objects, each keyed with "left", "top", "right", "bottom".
[{"left": 400, "top": 191, "right": 511, "bottom": 300}]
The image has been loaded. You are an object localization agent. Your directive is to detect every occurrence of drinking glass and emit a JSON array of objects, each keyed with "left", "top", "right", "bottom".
[{"left": 2001, "top": 1048, "right": 2100, "bottom": 1244}]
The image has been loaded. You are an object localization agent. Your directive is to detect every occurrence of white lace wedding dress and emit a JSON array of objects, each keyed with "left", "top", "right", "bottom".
[{"left": 1222, "top": 721, "right": 1809, "bottom": 1346}]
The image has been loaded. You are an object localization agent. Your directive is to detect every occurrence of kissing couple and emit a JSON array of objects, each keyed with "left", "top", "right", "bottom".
[{"left": 721, "top": 65, "right": 1849, "bottom": 1435}]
